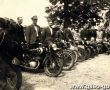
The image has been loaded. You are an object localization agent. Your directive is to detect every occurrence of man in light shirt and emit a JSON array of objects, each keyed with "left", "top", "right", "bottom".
[{"left": 25, "top": 15, "right": 41, "bottom": 44}]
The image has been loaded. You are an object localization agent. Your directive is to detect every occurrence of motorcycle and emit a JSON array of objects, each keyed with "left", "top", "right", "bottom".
[
  {"left": 97, "top": 42, "right": 104, "bottom": 54},
  {"left": 102, "top": 40, "right": 110, "bottom": 54},
  {"left": 75, "top": 40, "right": 86, "bottom": 62},
  {"left": 13, "top": 42, "right": 63, "bottom": 77},
  {"left": 88, "top": 42, "right": 99, "bottom": 57},
  {"left": 56, "top": 40, "right": 78, "bottom": 70},
  {"left": 82, "top": 41, "right": 91, "bottom": 60}
]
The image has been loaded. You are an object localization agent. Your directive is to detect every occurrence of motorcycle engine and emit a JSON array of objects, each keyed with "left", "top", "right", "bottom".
[
  {"left": 29, "top": 57, "right": 40, "bottom": 68},
  {"left": 29, "top": 61, "right": 37, "bottom": 68}
]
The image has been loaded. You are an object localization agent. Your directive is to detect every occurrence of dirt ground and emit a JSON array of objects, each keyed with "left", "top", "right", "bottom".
[{"left": 21, "top": 54, "right": 110, "bottom": 90}]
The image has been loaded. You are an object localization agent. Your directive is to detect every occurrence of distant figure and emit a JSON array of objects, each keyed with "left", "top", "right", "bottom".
[
  {"left": 103, "top": 26, "right": 110, "bottom": 39},
  {"left": 25, "top": 15, "right": 41, "bottom": 44},
  {"left": 71, "top": 28, "right": 80, "bottom": 41},
  {"left": 55, "top": 24, "right": 65, "bottom": 42},
  {"left": 96, "top": 27, "right": 103, "bottom": 42},
  {"left": 90, "top": 29, "right": 97, "bottom": 40},
  {"left": 80, "top": 29, "right": 90, "bottom": 40}
]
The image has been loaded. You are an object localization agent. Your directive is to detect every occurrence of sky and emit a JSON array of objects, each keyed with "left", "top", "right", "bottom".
[{"left": 0, "top": 0, "right": 50, "bottom": 27}]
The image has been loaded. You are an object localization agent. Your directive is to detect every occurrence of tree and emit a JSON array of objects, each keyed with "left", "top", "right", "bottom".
[{"left": 46, "top": 0, "right": 110, "bottom": 29}]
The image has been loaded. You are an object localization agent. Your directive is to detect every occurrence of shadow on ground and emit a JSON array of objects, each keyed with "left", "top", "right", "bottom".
[{"left": 21, "top": 81, "right": 35, "bottom": 90}]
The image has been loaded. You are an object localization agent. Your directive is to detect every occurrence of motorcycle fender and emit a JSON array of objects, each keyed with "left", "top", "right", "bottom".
[
  {"left": 42, "top": 54, "right": 50, "bottom": 65},
  {"left": 42, "top": 53, "right": 59, "bottom": 65}
]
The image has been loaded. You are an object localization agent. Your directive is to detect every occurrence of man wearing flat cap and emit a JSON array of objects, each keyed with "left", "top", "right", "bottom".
[{"left": 25, "top": 15, "right": 41, "bottom": 44}]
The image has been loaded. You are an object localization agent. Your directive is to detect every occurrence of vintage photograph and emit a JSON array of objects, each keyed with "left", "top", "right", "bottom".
[{"left": 0, "top": 0, "right": 110, "bottom": 90}]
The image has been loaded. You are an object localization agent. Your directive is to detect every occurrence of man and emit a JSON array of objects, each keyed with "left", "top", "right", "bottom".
[
  {"left": 41, "top": 26, "right": 53, "bottom": 44},
  {"left": 96, "top": 27, "right": 103, "bottom": 42},
  {"left": 55, "top": 24, "right": 74, "bottom": 43},
  {"left": 17, "top": 17, "right": 23, "bottom": 26},
  {"left": 16, "top": 17, "right": 26, "bottom": 43},
  {"left": 71, "top": 27, "right": 80, "bottom": 41},
  {"left": 80, "top": 29, "right": 90, "bottom": 40},
  {"left": 25, "top": 15, "right": 41, "bottom": 44},
  {"left": 40, "top": 21, "right": 53, "bottom": 43},
  {"left": 64, "top": 27, "right": 74, "bottom": 42},
  {"left": 103, "top": 26, "right": 110, "bottom": 39},
  {"left": 55, "top": 24, "right": 64, "bottom": 41}
]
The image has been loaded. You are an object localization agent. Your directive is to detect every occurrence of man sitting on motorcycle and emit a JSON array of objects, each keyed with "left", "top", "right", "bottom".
[{"left": 55, "top": 24, "right": 74, "bottom": 47}]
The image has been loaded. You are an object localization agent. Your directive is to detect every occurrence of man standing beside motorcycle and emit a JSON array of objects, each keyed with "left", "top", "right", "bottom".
[
  {"left": 25, "top": 15, "right": 42, "bottom": 48},
  {"left": 25, "top": 15, "right": 41, "bottom": 43},
  {"left": 16, "top": 17, "right": 26, "bottom": 43}
]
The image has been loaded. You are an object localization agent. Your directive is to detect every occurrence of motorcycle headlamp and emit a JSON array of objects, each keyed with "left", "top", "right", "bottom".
[
  {"left": 37, "top": 47, "right": 43, "bottom": 54},
  {"left": 51, "top": 44, "right": 58, "bottom": 51}
]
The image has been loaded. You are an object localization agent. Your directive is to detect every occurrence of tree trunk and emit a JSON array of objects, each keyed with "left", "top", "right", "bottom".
[{"left": 64, "top": 0, "right": 69, "bottom": 28}]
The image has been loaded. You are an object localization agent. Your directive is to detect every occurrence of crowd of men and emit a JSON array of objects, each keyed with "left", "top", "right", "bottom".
[{"left": 16, "top": 15, "right": 110, "bottom": 46}]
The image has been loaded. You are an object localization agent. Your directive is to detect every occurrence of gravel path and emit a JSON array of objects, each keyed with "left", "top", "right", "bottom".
[{"left": 21, "top": 54, "right": 110, "bottom": 90}]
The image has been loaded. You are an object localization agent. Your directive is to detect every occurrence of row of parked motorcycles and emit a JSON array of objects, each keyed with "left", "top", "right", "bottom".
[{"left": 8, "top": 38, "right": 110, "bottom": 90}]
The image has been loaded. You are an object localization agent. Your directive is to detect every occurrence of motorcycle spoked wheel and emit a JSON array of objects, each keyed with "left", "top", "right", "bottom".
[
  {"left": 44, "top": 54, "right": 63, "bottom": 77},
  {"left": 61, "top": 49, "right": 77, "bottom": 70},
  {"left": 72, "top": 50, "right": 78, "bottom": 62},
  {"left": 96, "top": 46, "right": 100, "bottom": 54},
  {"left": 6, "top": 66, "right": 22, "bottom": 90},
  {"left": 107, "top": 47, "right": 110, "bottom": 54},
  {"left": 95, "top": 48, "right": 99, "bottom": 56},
  {"left": 103, "top": 44, "right": 110, "bottom": 54},
  {"left": 97, "top": 44, "right": 103, "bottom": 54},
  {"left": 85, "top": 47, "right": 91, "bottom": 60},
  {"left": 64, "top": 49, "right": 78, "bottom": 63},
  {"left": 106, "top": 45, "right": 110, "bottom": 54},
  {"left": 77, "top": 47, "right": 86, "bottom": 62},
  {"left": 91, "top": 45, "right": 99, "bottom": 56},
  {"left": 89, "top": 47, "right": 96, "bottom": 58}
]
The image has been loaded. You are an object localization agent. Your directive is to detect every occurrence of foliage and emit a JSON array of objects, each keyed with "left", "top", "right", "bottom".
[{"left": 46, "top": 0, "right": 110, "bottom": 29}]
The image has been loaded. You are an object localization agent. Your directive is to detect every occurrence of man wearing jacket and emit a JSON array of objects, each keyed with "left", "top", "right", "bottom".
[
  {"left": 55, "top": 24, "right": 74, "bottom": 43},
  {"left": 25, "top": 15, "right": 41, "bottom": 44},
  {"left": 16, "top": 17, "right": 26, "bottom": 43}
]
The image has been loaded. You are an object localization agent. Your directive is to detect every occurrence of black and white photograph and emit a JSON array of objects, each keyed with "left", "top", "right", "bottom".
[{"left": 0, "top": 0, "right": 110, "bottom": 90}]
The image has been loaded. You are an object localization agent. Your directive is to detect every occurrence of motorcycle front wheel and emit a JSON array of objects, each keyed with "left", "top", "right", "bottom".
[
  {"left": 61, "top": 49, "right": 76, "bottom": 70},
  {"left": 85, "top": 47, "right": 91, "bottom": 60},
  {"left": 77, "top": 47, "right": 86, "bottom": 62},
  {"left": 44, "top": 54, "right": 63, "bottom": 77}
]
